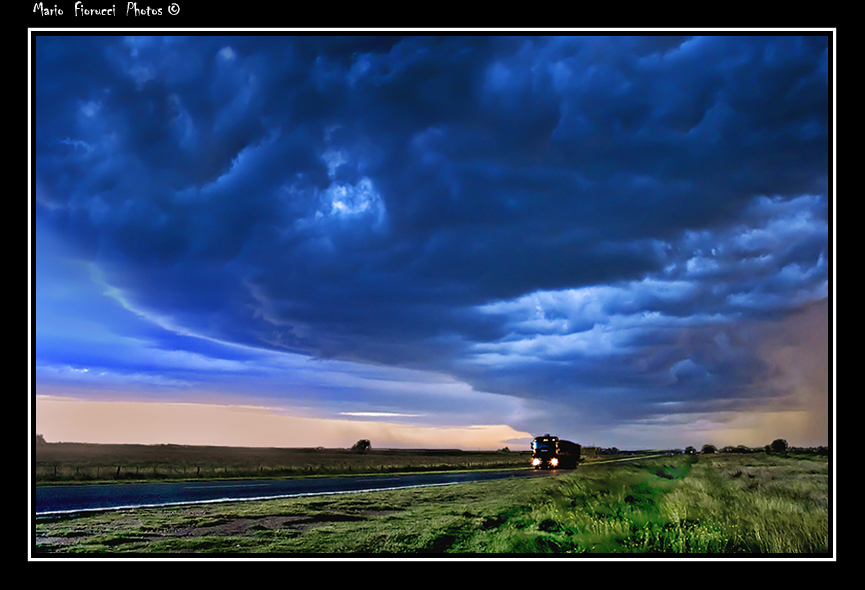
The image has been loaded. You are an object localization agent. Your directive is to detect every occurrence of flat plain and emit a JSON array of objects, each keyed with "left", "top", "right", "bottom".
[
  {"left": 32, "top": 448, "right": 830, "bottom": 556},
  {"left": 33, "top": 442, "right": 532, "bottom": 482}
]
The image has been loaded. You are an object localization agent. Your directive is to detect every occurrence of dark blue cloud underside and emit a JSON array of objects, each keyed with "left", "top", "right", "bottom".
[{"left": 34, "top": 35, "right": 830, "bottom": 438}]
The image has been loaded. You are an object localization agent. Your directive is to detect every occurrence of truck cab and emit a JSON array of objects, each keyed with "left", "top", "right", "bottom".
[{"left": 531, "top": 434, "right": 580, "bottom": 469}]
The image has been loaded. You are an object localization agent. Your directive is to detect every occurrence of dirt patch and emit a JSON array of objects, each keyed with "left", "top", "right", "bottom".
[
  {"left": 35, "top": 510, "right": 384, "bottom": 553},
  {"left": 35, "top": 536, "right": 82, "bottom": 548},
  {"left": 171, "top": 515, "right": 318, "bottom": 537}
]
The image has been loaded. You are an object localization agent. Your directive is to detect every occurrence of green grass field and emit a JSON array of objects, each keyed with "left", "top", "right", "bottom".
[
  {"left": 33, "top": 443, "right": 533, "bottom": 482},
  {"left": 490, "top": 452, "right": 830, "bottom": 554},
  {"left": 33, "top": 452, "right": 830, "bottom": 555}
]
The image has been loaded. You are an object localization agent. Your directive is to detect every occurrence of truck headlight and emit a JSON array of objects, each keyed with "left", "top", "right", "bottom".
[
  {"left": 531, "top": 458, "right": 541, "bottom": 467},
  {"left": 550, "top": 457, "right": 559, "bottom": 467}
]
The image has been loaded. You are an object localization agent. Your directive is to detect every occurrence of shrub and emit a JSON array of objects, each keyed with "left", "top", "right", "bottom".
[{"left": 770, "top": 439, "right": 788, "bottom": 454}]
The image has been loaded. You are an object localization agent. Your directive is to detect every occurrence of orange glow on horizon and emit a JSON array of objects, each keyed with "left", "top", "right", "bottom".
[{"left": 34, "top": 395, "right": 532, "bottom": 450}]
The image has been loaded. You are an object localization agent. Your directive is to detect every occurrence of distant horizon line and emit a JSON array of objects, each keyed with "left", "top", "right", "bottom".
[{"left": 34, "top": 439, "right": 829, "bottom": 452}]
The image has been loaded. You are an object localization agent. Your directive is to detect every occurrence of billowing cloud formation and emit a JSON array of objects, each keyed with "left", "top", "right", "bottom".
[{"left": 33, "top": 35, "right": 830, "bottom": 449}]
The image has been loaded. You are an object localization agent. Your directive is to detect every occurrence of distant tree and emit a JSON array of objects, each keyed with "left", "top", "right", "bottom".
[
  {"left": 498, "top": 447, "right": 510, "bottom": 452},
  {"left": 770, "top": 439, "right": 788, "bottom": 454},
  {"left": 701, "top": 444, "right": 717, "bottom": 454},
  {"left": 351, "top": 439, "right": 371, "bottom": 453}
]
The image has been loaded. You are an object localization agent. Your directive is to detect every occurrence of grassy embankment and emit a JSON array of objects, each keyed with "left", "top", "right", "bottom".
[{"left": 34, "top": 452, "right": 829, "bottom": 554}]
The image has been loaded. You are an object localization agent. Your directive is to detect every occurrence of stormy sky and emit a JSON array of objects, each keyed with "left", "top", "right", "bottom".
[{"left": 32, "top": 34, "right": 832, "bottom": 450}]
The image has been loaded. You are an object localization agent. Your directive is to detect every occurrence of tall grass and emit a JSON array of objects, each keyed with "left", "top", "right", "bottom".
[
  {"left": 458, "top": 454, "right": 829, "bottom": 554},
  {"left": 656, "top": 455, "right": 829, "bottom": 553}
]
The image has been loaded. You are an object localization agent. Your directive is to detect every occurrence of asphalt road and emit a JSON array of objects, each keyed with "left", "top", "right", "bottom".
[{"left": 33, "top": 468, "right": 557, "bottom": 516}]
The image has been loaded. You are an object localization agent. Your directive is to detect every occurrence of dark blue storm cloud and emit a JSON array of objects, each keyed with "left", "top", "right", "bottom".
[{"left": 33, "top": 35, "right": 830, "bottom": 447}]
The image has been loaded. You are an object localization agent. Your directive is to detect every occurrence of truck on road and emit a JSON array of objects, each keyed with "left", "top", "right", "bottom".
[{"left": 531, "top": 434, "right": 581, "bottom": 469}]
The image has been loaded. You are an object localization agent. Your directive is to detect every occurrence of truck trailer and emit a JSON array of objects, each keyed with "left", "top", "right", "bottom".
[{"left": 531, "top": 434, "right": 581, "bottom": 469}]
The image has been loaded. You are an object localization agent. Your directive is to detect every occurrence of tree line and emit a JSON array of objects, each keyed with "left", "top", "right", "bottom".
[{"left": 685, "top": 439, "right": 829, "bottom": 456}]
